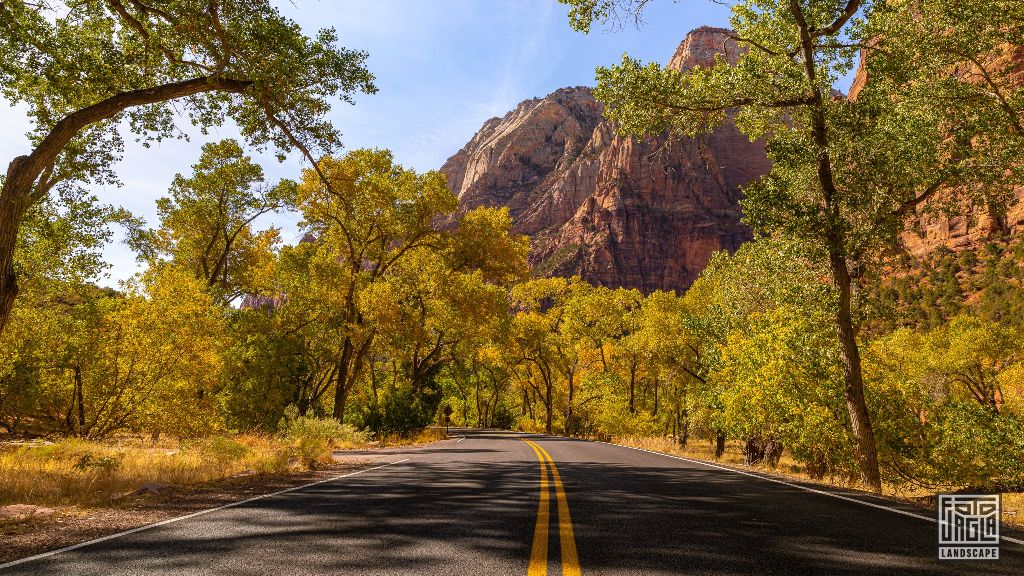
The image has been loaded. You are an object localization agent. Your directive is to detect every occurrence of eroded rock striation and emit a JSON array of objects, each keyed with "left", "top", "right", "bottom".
[{"left": 441, "top": 27, "right": 770, "bottom": 292}]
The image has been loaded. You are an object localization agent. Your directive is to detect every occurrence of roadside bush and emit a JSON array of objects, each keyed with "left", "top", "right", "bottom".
[
  {"left": 277, "top": 405, "right": 369, "bottom": 466},
  {"left": 198, "top": 436, "right": 252, "bottom": 465},
  {"left": 356, "top": 380, "right": 442, "bottom": 437}
]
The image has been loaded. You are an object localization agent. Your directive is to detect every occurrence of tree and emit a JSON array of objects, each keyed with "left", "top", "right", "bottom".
[
  {"left": 866, "top": 319, "right": 1024, "bottom": 490},
  {"left": 289, "top": 149, "right": 458, "bottom": 422},
  {"left": 1, "top": 266, "right": 225, "bottom": 438},
  {"left": 0, "top": 181, "right": 133, "bottom": 434},
  {"left": 927, "top": 317, "right": 1021, "bottom": 414},
  {"left": 686, "top": 237, "right": 848, "bottom": 469},
  {"left": 0, "top": 0, "right": 376, "bottom": 334},
  {"left": 146, "top": 139, "right": 292, "bottom": 303},
  {"left": 562, "top": 0, "right": 1024, "bottom": 493},
  {"left": 510, "top": 278, "right": 573, "bottom": 435},
  {"left": 630, "top": 290, "right": 700, "bottom": 443}
]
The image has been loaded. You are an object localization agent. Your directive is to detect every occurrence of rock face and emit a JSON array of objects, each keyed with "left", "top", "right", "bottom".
[{"left": 441, "top": 27, "right": 770, "bottom": 292}]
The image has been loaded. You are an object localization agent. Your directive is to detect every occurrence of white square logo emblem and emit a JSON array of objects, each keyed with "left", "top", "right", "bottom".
[{"left": 938, "top": 494, "right": 1000, "bottom": 560}]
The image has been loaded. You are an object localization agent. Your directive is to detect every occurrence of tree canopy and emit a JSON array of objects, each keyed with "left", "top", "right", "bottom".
[{"left": 0, "top": 0, "right": 376, "bottom": 334}]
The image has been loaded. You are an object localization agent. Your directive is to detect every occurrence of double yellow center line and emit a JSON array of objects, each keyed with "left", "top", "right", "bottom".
[{"left": 523, "top": 439, "right": 581, "bottom": 576}]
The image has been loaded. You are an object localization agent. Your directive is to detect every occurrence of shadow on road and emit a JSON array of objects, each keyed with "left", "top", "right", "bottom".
[{"left": 6, "top": 432, "right": 1023, "bottom": 575}]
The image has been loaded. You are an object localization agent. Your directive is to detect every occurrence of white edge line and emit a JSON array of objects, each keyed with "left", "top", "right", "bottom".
[
  {"left": 0, "top": 458, "right": 411, "bottom": 571},
  {"left": 589, "top": 440, "right": 1024, "bottom": 547}
]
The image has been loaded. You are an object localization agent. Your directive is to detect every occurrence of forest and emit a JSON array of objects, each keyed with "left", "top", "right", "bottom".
[{"left": 1, "top": 0, "right": 1023, "bottom": 506}]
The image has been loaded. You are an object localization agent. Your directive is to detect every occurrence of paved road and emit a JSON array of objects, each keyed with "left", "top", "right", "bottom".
[{"left": 3, "top": 429, "right": 1023, "bottom": 575}]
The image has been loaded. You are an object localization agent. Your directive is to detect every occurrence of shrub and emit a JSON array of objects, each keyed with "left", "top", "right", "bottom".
[
  {"left": 356, "top": 380, "right": 442, "bottom": 437},
  {"left": 277, "top": 405, "right": 369, "bottom": 466}
]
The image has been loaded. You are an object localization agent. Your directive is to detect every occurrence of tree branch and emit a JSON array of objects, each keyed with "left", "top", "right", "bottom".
[
  {"left": 15, "top": 76, "right": 253, "bottom": 197},
  {"left": 812, "top": 0, "right": 861, "bottom": 37},
  {"left": 890, "top": 168, "right": 960, "bottom": 219},
  {"left": 653, "top": 94, "right": 818, "bottom": 115}
]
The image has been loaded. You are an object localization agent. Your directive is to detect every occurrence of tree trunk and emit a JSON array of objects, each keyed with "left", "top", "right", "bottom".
[
  {"left": 652, "top": 376, "right": 659, "bottom": 416},
  {"left": 332, "top": 335, "right": 371, "bottom": 423},
  {"left": 545, "top": 368, "right": 553, "bottom": 435},
  {"left": 333, "top": 384, "right": 349, "bottom": 424},
  {"left": 0, "top": 171, "right": 30, "bottom": 336},
  {"left": 75, "top": 365, "right": 85, "bottom": 430},
  {"left": 564, "top": 371, "right": 575, "bottom": 436},
  {"left": 679, "top": 407, "right": 689, "bottom": 447},
  {"left": 628, "top": 363, "right": 636, "bottom": 414},
  {"left": 829, "top": 249, "right": 883, "bottom": 493},
  {"left": 475, "top": 384, "right": 483, "bottom": 428},
  {"left": 789, "top": 0, "right": 881, "bottom": 494},
  {"left": 489, "top": 389, "right": 501, "bottom": 428},
  {"left": 678, "top": 380, "right": 688, "bottom": 446}
]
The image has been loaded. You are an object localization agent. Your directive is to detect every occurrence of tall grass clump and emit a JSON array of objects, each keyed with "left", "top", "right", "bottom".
[{"left": 277, "top": 405, "right": 369, "bottom": 466}]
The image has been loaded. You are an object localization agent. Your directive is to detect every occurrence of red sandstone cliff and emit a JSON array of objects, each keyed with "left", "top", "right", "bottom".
[{"left": 441, "top": 27, "right": 770, "bottom": 292}]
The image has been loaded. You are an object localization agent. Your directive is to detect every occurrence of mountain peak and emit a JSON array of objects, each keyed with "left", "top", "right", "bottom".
[
  {"left": 440, "top": 35, "right": 771, "bottom": 292},
  {"left": 667, "top": 26, "right": 741, "bottom": 72}
]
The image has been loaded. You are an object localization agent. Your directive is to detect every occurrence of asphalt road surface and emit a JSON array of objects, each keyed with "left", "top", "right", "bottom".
[{"left": 3, "top": 429, "right": 1023, "bottom": 575}]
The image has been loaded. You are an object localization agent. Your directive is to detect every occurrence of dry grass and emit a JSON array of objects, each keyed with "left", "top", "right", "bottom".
[
  {"left": 378, "top": 427, "right": 448, "bottom": 447},
  {"left": 613, "top": 436, "right": 1024, "bottom": 529},
  {"left": 1003, "top": 494, "right": 1024, "bottom": 527},
  {"left": 614, "top": 436, "right": 749, "bottom": 468},
  {"left": 0, "top": 420, "right": 451, "bottom": 510},
  {"left": 0, "top": 430, "right": 371, "bottom": 509}
]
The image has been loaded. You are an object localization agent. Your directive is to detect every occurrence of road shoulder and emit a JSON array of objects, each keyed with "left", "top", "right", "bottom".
[{"left": 0, "top": 457, "right": 386, "bottom": 566}]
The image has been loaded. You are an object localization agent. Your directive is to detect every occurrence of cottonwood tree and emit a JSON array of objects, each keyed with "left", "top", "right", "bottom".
[
  {"left": 563, "top": 0, "right": 1024, "bottom": 492},
  {"left": 0, "top": 0, "right": 375, "bottom": 334},
  {"left": 364, "top": 208, "right": 528, "bottom": 395},
  {"left": 510, "top": 278, "right": 614, "bottom": 435},
  {"left": 0, "top": 184, "right": 131, "bottom": 434},
  {"left": 866, "top": 319, "right": 1024, "bottom": 490},
  {"left": 288, "top": 149, "right": 458, "bottom": 422},
  {"left": 146, "top": 139, "right": 293, "bottom": 303}
]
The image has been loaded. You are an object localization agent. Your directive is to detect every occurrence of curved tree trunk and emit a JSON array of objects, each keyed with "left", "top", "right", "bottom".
[{"left": 0, "top": 76, "right": 253, "bottom": 336}]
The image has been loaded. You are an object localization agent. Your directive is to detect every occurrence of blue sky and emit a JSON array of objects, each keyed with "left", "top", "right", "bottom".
[{"left": 0, "top": 0, "right": 738, "bottom": 285}]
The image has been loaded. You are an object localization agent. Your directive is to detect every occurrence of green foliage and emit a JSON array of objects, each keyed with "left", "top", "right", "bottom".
[
  {"left": 277, "top": 405, "right": 367, "bottom": 466},
  {"left": 141, "top": 139, "right": 292, "bottom": 303},
  {"left": 866, "top": 316, "right": 1024, "bottom": 489},
  {"left": 684, "top": 238, "right": 857, "bottom": 475},
  {"left": 17, "top": 186, "right": 136, "bottom": 287},
  {"left": 356, "top": 379, "right": 443, "bottom": 437},
  {"left": 865, "top": 236, "right": 1024, "bottom": 332},
  {"left": 72, "top": 452, "right": 123, "bottom": 474},
  {"left": 0, "top": 0, "right": 376, "bottom": 173},
  {"left": 0, "top": 265, "right": 226, "bottom": 438},
  {"left": 713, "top": 307, "right": 855, "bottom": 477},
  {"left": 198, "top": 436, "right": 252, "bottom": 465},
  {"left": 221, "top": 307, "right": 314, "bottom": 431}
]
